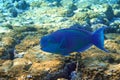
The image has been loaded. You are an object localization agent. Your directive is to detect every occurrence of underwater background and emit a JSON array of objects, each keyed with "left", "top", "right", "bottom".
[{"left": 0, "top": 0, "right": 120, "bottom": 80}]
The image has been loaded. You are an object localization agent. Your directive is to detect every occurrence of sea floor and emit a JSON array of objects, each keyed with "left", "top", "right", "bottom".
[{"left": 0, "top": 0, "right": 120, "bottom": 80}]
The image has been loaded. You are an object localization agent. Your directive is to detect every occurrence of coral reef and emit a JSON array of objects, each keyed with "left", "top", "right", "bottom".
[{"left": 0, "top": 0, "right": 120, "bottom": 80}]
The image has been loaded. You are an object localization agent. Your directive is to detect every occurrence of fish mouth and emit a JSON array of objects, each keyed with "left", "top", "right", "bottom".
[
  {"left": 41, "top": 48, "right": 45, "bottom": 51},
  {"left": 40, "top": 47, "right": 44, "bottom": 50},
  {"left": 40, "top": 45, "right": 42, "bottom": 48}
]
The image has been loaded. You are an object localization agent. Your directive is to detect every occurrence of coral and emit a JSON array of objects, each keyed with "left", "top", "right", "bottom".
[
  {"left": 0, "top": 0, "right": 120, "bottom": 79},
  {"left": 16, "top": 0, "right": 30, "bottom": 10},
  {"left": 73, "top": 47, "right": 120, "bottom": 80},
  {"left": 112, "top": 4, "right": 120, "bottom": 9},
  {"left": 9, "top": 7, "right": 18, "bottom": 17},
  {"left": 87, "top": 10, "right": 101, "bottom": 19},
  {"left": 29, "top": 60, "right": 62, "bottom": 74},
  {"left": 91, "top": 23, "right": 107, "bottom": 31},
  {"left": 7, "top": 58, "right": 32, "bottom": 77},
  {"left": 0, "top": 47, "right": 5, "bottom": 57},
  {"left": 2, "top": 37, "right": 15, "bottom": 47},
  {"left": 75, "top": 1, "right": 91, "bottom": 8},
  {"left": 44, "top": 62, "right": 76, "bottom": 80},
  {"left": 15, "top": 35, "right": 39, "bottom": 53},
  {"left": 102, "top": 4, "right": 114, "bottom": 20},
  {"left": 61, "top": 0, "right": 73, "bottom": 8},
  {"left": 105, "top": 39, "right": 120, "bottom": 53},
  {"left": 71, "top": 12, "right": 89, "bottom": 24},
  {"left": 30, "top": 1, "right": 42, "bottom": 8},
  {"left": 63, "top": 4, "right": 77, "bottom": 17},
  {"left": 114, "top": 10, "right": 120, "bottom": 17},
  {"left": 0, "top": 60, "right": 13, "bottom": 75},
  {"left": 1, "top": 23, "right": 13, "bottom": 29},
  {"left": 115, "top": 36, "right": 120, "bottom": 44}
]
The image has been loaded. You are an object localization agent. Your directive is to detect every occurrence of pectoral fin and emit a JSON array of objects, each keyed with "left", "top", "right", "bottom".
[
  {"left": 76, "top": 44, "right": 92, "bottom": 52},
  {"left": 59, "top": 37, "right": 67, "bottom": 49}
]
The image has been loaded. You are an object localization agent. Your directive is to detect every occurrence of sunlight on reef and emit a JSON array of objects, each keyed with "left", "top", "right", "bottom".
[{"left": 0, "top": 0, "right": 120, "bottom": 80}]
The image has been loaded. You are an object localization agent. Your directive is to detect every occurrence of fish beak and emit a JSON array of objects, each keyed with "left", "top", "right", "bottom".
[
  {"left": 39, "top": 46, "right": 42, "bottom": 49},
  {"left": 40, "top": 47, "right": 42, "bottom": 49}
]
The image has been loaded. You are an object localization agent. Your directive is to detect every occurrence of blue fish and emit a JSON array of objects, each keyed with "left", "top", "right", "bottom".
[{"left": 40, "top": 26, "right": 108, "bottom": 55}]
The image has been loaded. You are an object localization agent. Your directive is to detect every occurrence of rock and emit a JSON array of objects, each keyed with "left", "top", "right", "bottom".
[
  {"left": 87, "top": 10, "right": 101, "bottom": 19},
  {"left": 0, "top": 27, "right": 11, "bottom": 33},
  {"left": 104, "top": 64, "right": 120, "bottom": 80},
  {"left": 13, "top": 26, "right": 37, "bottom": 33},
  {"left": 102, "top": 4, "right": 114, "bottom": 20},
  {"left": 24, "top": 45, "right": 62, "bottom": 62},
  {"left": 90, "top": 17, "right": 108, "bottom": 25},
  {"left": 14, "top": 52, "right": 25, "bottom": 58},
  {"left": 105, "top": 39, "right": 120, "bottom": 53},
  {"left": 2, "top": 37, "right": 15, "bottom": 47},
  {"left": 5, "top": 2, "right": 13, "bottom": 9},
  {"left": 91, "top": 23, "right": 107, "bottom": 31},
  {"left": 72, "top": 46, "right": 120, "bottom": 79},
  {"left": 63, "top": 4, "right": 77, "bottom": 17},
  {"left": 0, "top": 60, "right": 13, "bottom": 73},
  {"left": 90, "top": 4, "right": 114, "bottom": 20},
  {"left": 114, "top": 10, "right": 120, "bottom": 17},
  {"left": 15, "top": 35, "right": 39, "bottom": 53},
  {"left": 105, "top": 33, "right": 120, "bottom": 39},
  {"left": 23, "top": 52, "right": 37, "bottom": 62},
  {"left": 71, "top": 12, "right": 89, "bottom": 24},
  {"left": 29, "top": 59, "right": 63, "bottom": 74},
  {"left": 109, "top": 18, "right": 120, "bottom": 33},
  {"left": 61, "top": 0, "right": 73, "bottom": 8},
  {"left": 0, "top": 47, "right": 5, "bottom": 57},
  {"left": 12, "top": 58, "right": 32, "bottom": 66},
  {"left": 81, "top": 50, "right": 109, "bottom": 68},
  {"left": 30, "top": 1, "right": 42, "bottom": 8},
  {"left": 16, "top": 0, "right": 30, "bottom": 10},
  {"left": 1, "top": 23, "right": 13, "bottom": 29},
  {"left": 76, "top": 63, "right": 120, "bottom": 80},
  {"left": 112, "top": 4, "right": 120, "bottom": 9},
  {"left": 12, "top": 0, "right": 20, "bottom": 3},
  {"left": 115, "top": 36, "right": 120, "bottom": 44},
  {"left": 9, "top": 7, "right": 18, "bottom": 17},
  {"left": 57, "top": 78, "right": 68, "bottom": 80},
  {"left": 75, "top": 1, "right": 91, "bottom": 8},
  {"left": 46, "top": 0, "right": 61, "bottom": 7},
  {"left": 7, "top": 58, "right": 32, "bottom": 76},
  {"left": 44, "top": 62, "right": 76, "bottom": 80}
]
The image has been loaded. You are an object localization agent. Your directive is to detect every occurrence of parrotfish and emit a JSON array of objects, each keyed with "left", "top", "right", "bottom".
[{"left": 40, "top": 26, "right": 108, "bottom": 55}]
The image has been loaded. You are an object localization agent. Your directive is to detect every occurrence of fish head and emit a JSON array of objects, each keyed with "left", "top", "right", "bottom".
[{"left": 40, "top": 35, "right": 60, "bottom": 53}]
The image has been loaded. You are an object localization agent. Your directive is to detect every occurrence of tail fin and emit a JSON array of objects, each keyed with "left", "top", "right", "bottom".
[{"left": 92, "top": 27, "right": 108, "bottom": 52}]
